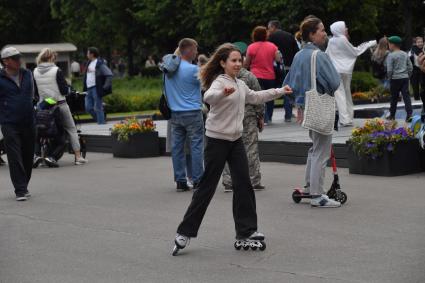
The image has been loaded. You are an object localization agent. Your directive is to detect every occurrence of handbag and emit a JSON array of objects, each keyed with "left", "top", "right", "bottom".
[
  {"left": 302, "top": 50, "right": 336, "bottom": 135},
  {"left": 159, "top": 74, "right": 171, "bottom": 120}
]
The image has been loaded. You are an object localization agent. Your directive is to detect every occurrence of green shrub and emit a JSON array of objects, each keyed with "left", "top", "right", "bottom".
[
  {"left": 71, "top": 77, "right": 162, "bottom": 113},
  {"left": 351, "top": 71, "right": 379, "bottom": 92},
  {"left": 139, "top": 67, "right": 162, "bottom": 78}
]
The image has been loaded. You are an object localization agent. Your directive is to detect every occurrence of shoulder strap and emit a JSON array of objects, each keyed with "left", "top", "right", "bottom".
[{"left": 310, "top": 50, "right": 319, "bottom": 91}]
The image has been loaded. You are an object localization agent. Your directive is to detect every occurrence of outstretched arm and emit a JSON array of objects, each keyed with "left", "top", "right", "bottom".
[{"left": 245, "top": 82, "right": 292, "bottom": 105}]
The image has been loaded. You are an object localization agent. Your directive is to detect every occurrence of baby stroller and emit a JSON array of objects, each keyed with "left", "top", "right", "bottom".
[
  {"left": 33, "top": 98, "right": 67, "bottom": 168},
  {"left": 33, "top": 93, "right": 87, "bottom": 168}
]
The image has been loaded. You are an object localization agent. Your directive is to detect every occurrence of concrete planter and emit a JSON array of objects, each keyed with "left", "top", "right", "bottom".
[
  {"left": 348, "top": 139, "right": 424, "bottom": 176},
  {"left": 112, "top": 132, "right": 160, "bottom": 158}
]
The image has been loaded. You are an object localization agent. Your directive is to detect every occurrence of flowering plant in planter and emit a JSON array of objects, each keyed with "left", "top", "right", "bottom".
[
  {"left": 348, "top": 118, "right": 414, "bottom": 159},
  {"left": 111, "top": 117, "right": 156, "bottom": 142}
]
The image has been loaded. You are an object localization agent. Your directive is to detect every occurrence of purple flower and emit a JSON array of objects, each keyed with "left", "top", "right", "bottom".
[
  {"left": 387, "top": 143, "right": 394, "bottom": 152},
  {"left": 366, "top": 142, "right": 374, "bottom": 148}
]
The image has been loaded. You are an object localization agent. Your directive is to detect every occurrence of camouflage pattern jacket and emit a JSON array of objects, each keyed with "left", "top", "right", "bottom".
[{"left": 237, "top": 68, "right": 264, "bottom": 119}]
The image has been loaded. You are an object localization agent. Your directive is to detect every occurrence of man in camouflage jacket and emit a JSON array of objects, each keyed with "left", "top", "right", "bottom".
[{"left": 222, "top": 68, "right": 266, "bottom": 191}]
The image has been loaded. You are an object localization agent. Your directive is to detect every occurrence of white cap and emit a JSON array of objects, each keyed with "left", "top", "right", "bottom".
[{"left": 1, "top": 47, "right": 21, "bottom": 59}]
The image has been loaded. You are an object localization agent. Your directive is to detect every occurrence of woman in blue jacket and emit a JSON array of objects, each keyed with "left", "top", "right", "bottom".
[{"left": 284, "top": 17, "right": 341, "bottom": 208}]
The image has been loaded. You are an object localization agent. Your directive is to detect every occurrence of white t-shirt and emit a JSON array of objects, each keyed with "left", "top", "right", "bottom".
[
  {"left": 71, "top": 61, "right": 80, "bottom": 73},
  {"left": 86, "top": 59, "right": 97, "bottom": 88}
]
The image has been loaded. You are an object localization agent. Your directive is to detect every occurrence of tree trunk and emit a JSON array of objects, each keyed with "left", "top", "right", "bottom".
[
  {"left": 402, "top": 0, "right": 413, "bottom": 50},
  {"left": 127, "top": 35, "right": 135, "bottom": 76}
]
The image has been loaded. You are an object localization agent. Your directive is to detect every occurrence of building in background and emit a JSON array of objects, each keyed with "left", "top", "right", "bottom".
[{"left": 2, "top": 43, "right": 77, "bottom": 77}]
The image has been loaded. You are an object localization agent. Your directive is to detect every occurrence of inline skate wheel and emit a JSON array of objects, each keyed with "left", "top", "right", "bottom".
[
  {"left": 234, "top": 241, "right": 241, "bottom": 250},
  {"left": 336, "top": 191, "right": 347, "bottom": 204},
  {"left": 243, "top": 245, "right": 250, "bottom": 251},
  {"left": 292, "top": 191, "right": 302, "bottom": 203},
  {"left": 259, "top": 242, "right": 266, "bottom": 251}
]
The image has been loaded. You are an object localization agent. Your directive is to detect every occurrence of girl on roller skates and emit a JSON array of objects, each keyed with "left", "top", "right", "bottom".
[{"left": 172, "top": 43, "right": 292, "bottom": 255}]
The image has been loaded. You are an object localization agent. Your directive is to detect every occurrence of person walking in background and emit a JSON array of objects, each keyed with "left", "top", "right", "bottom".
[
  {"left": 268, "top": 20, "right": 300, "bottom": 122},
  {"left": 386, "top": 36, "right": 413, "bottom": 121},
  {"left": 284, "top": 17, "right": 341, "bottom": 208},
  {"left": 409, "top": 36, "right": 424, "bottom": 101},
  {"left": 0, "top": 47, "right": 36, "bottom": 201},
  {"left": 71, "top": 60, "right": 80, "bottom": 78},
  {"left": 164, "top": 38, "right": 204, "bottom": 192},
  {"left": 145, "top": 55, "right": 156, "bottom": 68},
  {"left": 197, "top": 54, "right": 209, "bottom": 67},
  {"left": 83, "top": 47, "right": 113, "bottom": 125},
  {"left": 118, "top": 60, "right": 126, "bottom": 78},
  {"left": 33, "top": 48, "right": 88, "bottom": 167},
  {"left": 326, "top": 21, "right": 377, "bottom": 127},
  {"left": 172, "top": 43, "right": 292, "bottom": 254},
  {"left": 245, "top": 26, "right": 282, "bottom": 125},
  {"left": 222, "top": 54, "right": 265, "bottom": 192},
  {"left": 371, "top": 37, "right": 390, "bottom": 89}
]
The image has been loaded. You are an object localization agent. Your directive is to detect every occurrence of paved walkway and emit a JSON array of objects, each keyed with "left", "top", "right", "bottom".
[{"left": 1, "top": 153, "right": 424, "bottom": 282}]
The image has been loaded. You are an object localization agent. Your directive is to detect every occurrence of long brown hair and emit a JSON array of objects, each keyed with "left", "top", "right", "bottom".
[
  {"left": 199, "top": 43, "right": 241, "bottom": 90},
  {"left": 372, "top": 37, "right": 389, "bottom": 63}
]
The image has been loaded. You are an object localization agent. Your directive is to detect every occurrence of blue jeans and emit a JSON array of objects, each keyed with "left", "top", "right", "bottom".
[
  {"left": 258, "top": 79, "right": 276, "bottom": 123},
  {"left": 283, "top": 96, "right": 293, "bottom": 120},
  {"left": 171, "top": 110, "right": 204, "bottom": 183},
  {"left": 85, "top": 87, "right": 105, "bottom": 124}
]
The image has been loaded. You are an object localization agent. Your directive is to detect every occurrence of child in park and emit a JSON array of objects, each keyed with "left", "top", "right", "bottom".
[
  {"left": 386, "top": 36, "right": 413, "bottom": 121},
  {"left": 172, "top": 43, "right": 292, "bottom": 255}
]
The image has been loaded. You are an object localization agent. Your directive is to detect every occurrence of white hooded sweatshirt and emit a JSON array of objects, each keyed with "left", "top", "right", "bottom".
[{"left": 326, "top": 21, "right": 377, "bottom": 74}]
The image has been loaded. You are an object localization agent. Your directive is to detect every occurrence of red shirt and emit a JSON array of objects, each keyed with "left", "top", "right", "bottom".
[{"left": 247, "top": 41, "right": 278, "bottom": 80}]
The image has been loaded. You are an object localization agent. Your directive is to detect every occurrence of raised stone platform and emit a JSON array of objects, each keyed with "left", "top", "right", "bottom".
[{"left": 80, "top": 102, "right": 423, "bottom": 168}]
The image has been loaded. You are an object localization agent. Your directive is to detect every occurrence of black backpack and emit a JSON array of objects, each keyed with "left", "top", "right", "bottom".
[
  {"left": 36, "top": 106, "right": 60, "bottom": 138},
  {"left": 159, "top": 80, "right": 171, "bottom": 120}
]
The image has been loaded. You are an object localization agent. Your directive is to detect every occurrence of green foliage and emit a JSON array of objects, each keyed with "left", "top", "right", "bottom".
[
  {"left": 139, "top": 67, "right": 162, "bottom": 78},
  {"left": 111, "top": 117, "right": 156, "bottom": 142},
  {"left": 46, "top": 0, "right": 425, "bottom": 60},
  {"left": 348, "top": 118, "right": 414, "bottom": 158},
  {"left": 72, "top": 77, "right": 162, "bottom": 113},
  {"left": 351, "top": 72, "right": 379, "bottom": 92},
  {"left": 0, "top": 0, "right": 62, "bottom": 47}
]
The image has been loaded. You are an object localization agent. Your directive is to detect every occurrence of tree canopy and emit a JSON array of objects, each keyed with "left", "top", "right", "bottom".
[{"left": 1, "top": 0, "right": 424, "bottom": 74}]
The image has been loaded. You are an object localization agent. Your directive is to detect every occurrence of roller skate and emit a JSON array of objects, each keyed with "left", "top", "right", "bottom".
[
  {"left": 172, "top": 234, "right": 190, "bottom": 256},
  {"left": 234, "top": 231, "right": 266, "bottom": 251}
]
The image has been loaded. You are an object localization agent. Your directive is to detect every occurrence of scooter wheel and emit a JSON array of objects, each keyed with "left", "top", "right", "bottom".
[
  {"left": 292, "top": 191, "right": 302, "bottom": 203},
  {"left": 336, "top": 191, "right": 347, "bottom": 204}
]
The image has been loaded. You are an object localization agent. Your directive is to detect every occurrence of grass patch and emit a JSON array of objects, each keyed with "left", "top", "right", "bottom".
[{"left": 76, "top": 110, "right": 158, "bottom": 120}]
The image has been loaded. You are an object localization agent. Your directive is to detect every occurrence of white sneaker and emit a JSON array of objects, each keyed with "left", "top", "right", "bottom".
[
  {"left": 75, "top": 157, "right": 88, "bottom": 165},
  {"left": 311, "top": 194, "right": 341, "bottom": 208},
  {"left": 248, "top": 231, "right": 265, "bottom": 240},
  {"left": 187, "top": 179, "right": 194, "bottom": 189}
]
